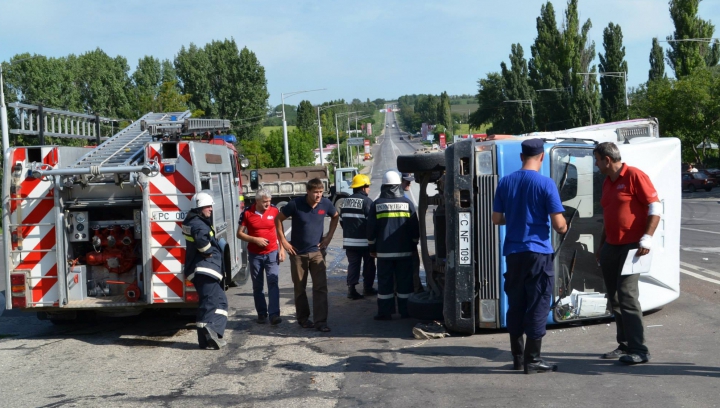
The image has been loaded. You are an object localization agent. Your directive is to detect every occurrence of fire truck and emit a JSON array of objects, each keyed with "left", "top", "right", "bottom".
[
  {"left": 3, "top": 104, "right": 250, "bottom": 323},
  {"left": 398, "top": 119, "right": 681, "bottom": 334}
]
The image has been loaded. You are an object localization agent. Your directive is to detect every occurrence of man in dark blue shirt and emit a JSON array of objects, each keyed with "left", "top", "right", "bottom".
[
  {"left": 492, "top": 138, "right": 567, "bottom": 374},
  {"left": 275, "top": 178, "right": 339, "bottom": 332}
]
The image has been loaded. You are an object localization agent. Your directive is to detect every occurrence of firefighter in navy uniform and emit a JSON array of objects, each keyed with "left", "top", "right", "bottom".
[
  {"left": 341, "top": 174, "right": 377, "bottom": 299},
  {"left": 367, "top": 171, "right": 419, "bottom": 320},
  {"left": 183, "top": 191, "right": 228, "bottom": 350}
]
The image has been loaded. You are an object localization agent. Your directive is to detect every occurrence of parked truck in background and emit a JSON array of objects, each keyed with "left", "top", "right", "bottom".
[
  {"left": 241, "top": 165, "right": 358, "bottom": 209},
  {"left": 3, "top": 105, "right": 251, "bottom": 323},
  {"left": 397, "top": 118, "right": 681, "bottom": 334}
]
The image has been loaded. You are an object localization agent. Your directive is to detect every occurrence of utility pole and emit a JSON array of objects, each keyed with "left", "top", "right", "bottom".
[
  {"left": 504, "top": 99, "right": 535, "bottom": 130},
  {"left": 280, "top": 88, "right": 325, "bottom": 168},
  {"left": 578, "top": 72, "right": 628, "bottom": 119}
]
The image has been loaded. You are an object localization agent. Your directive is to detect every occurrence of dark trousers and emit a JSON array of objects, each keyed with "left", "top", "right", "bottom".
[
  {"left": 600, "top": 243, "right": 648, "bottom": 354},
  {"left": 193, "top": 273, "right": 228, "bottom": 337},
  {"left": 249, "top": 250, "right": 280, "bottom": 318},
  {"left": 377, "top": 258, "right": 413, "bottom": 317},
  {"left": 346, "top": 248, "right": 376, "bottom": 288},
  {"left": 290, "top": 251, "right": 328, "bottom": 326},
  {"left": 504, "top": 252, "right": 553, "bottom": 340}
]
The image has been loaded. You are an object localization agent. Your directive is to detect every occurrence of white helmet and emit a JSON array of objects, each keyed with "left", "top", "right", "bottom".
[
  {"left": 193, "top": 191, "right": 215, "bottom": 209},
  {"left": 382, "top": 170, "right": 402, "bottom": 185}
]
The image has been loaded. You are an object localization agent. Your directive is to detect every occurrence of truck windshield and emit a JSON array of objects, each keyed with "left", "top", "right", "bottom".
[{"left": 550, "top": 147, "right": 609, "bottom": 321}]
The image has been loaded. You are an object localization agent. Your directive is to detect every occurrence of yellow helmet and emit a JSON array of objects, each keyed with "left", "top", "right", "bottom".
[{"left": 350, "top": 174, "right": 371, "bottom": 188}]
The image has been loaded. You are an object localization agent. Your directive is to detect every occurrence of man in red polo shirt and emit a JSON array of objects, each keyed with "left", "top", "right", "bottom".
[
  {"left": 237, "top": 189, "right": 286, "bottom": 325},
  {"left": 594, "top": 142, "right": 660, "bottom": 365}
]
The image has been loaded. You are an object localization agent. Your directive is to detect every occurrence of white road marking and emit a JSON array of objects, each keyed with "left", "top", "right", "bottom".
[
  {"left": 680, "top": 261, "right": 720, "bottom": 279},
  {"left": 680, "top": 269, "right": 720, "bottom": 285},
  {"left": 681, "top": 227, "right": 720, "bottom": 235},
  {"left": 681, "top": 247, "right": 720, "bottom": 254},
  {"left": 284, "top": 227, "right": 292, "bottom": 238}
]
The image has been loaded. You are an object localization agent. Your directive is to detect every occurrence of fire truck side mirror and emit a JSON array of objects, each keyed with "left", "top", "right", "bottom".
[{"left": 250, "top": 170, "right": 259, "bottom": 190}]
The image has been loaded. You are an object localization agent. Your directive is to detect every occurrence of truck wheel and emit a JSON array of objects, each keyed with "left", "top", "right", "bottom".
[
  {"left": 397, "top": 152, "right": 445, "bottom": 173},
  {"left": 407, "top": 291, "right": 444, "bottom": 321}
]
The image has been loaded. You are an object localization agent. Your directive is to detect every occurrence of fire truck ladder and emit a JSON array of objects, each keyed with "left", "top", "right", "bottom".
[{"left": 72, "top": 111, "right": 193, "bottom": 168}]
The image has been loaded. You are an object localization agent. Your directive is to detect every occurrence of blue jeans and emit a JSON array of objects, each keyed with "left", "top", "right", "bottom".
[{"left": 249, "top": 250, "right": 280, "bottom": 317}]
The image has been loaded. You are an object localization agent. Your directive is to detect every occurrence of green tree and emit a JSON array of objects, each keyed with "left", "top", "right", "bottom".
[
  {"left": 529, "top": 0, "right": 600, "bottom": 130},
  {"left": 666, "top": 0, "right": 719, "bottom": 78},
  {"left": 649, "top": 37, "right": 666, "bottom": 81},
  {"left": 76, "top": 48, "right": 133, "bottom": 118},
  {"left": 296, "top": 100, "right": 316, "bottom": 135},
  {"left": 469, "top": 72, "right": 506, "bottom": 132},
  {"left": 262, "top": 129, "right": 315, "bottom": 167},
  {"left": 132, "top": 56, "right": 162, "bottom": 115},
  {"left": 500, "top": 43, "right": 535, "bottom": 133},
  {"left": 599, "top": 23, "right": 629, "bottom": 122},
  {"left": 235, "top": 47, "right": 269, "bottom": 140},
  {"left": 175, "top": 43, "right": 214, "bottom": 116},
  {"left": 437, "top": 91, "right": 452, "bottom": 129}
]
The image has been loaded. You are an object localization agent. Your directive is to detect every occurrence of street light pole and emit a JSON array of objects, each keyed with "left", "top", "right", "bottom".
[
  {"left": 316, "top": 103, "right": 344, "bottom": 166},
  {"left": 0, "top": 65, "right": 8, "bottom": 157},
  {"left": 334, "top": 110, "right": 360, "bottom": 168},
  {"left": 280, "top": 88, "right": 326, "bottom": 168}
]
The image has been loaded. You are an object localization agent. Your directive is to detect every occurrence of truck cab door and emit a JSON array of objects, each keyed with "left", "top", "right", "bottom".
[
  {"left": 550, "top": 147, "right": 610, "bottom": 322},
  {"left": 335, "top": 168, "right": 357, "bottom": 196}
]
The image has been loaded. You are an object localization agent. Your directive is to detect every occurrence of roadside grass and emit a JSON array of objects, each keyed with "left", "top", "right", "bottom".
[
  {"left": 453, "top": 123, "right": 492, "bottom": 135},
  {"left": 451, "top": 103, "right": 479, "bottom": 114},
  {"left": 261, "top": 126, "right": 296, "bottom": 137}
]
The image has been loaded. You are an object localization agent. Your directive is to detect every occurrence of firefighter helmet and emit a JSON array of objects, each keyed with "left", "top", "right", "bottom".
[
  {"left": 382, "top": 170, "right": 402, "bottom": 185},
  {"left": 350, "top": 174, "right": 371, "bottom": 188},
  {"left": 193, "top": 191, "right": 215, "bottom": 209}
]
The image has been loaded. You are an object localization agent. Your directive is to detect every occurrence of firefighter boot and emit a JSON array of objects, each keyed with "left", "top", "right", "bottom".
[
  {"left": 510, "top": 334, "right": 525, "bottom": 370},
  {"left": 523, "top": 338, "right": 557, "bottom": 374},
  {"left": 347, "top": 285, "right": 364, "bottom": 300},
  {"left": 197, "top": 328, "right": 209, "bottom": 349}
]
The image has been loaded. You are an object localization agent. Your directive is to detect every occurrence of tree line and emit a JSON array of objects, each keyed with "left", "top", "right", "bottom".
[
  {"left": 2, "top": 38, "right": 269, "bottom": 145},
  {"left": 468, "top": 0, "right": 720, "bottom": 165}
]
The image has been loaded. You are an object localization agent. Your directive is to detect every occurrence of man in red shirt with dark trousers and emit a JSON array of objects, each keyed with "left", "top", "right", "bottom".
[
  {"left": 238, "top": 189, "right": 286, "bottom": 325},
  {"left": 594, "top": 142, "right": 661, "bottom": 365}
]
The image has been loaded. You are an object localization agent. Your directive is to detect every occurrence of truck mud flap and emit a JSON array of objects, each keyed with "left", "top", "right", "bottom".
[{"left": 443, "top": 139, "right": 476, "bottom": 334}]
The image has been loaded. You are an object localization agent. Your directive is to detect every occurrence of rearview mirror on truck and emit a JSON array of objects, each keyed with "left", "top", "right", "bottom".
[{"left": 250, "top": 170, "right": 259, "bottom": 190}]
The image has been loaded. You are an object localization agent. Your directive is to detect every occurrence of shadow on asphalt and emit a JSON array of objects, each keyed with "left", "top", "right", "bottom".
[{"left": 275, "top": 345, "right": 720, "bottom": 378}]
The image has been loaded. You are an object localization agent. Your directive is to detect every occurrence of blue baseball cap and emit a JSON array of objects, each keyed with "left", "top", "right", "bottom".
[{"left": 521, "top": 138, "right": 544, "bottom": 156}]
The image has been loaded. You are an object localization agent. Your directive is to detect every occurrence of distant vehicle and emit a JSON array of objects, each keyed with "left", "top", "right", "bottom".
[
  {"left": 392, "top": 124, "right": 395, "bottom": 128},
  {"left": 364, "top": 153, "right": 372, "bottom": 161},
  {"left": 386, "top": 124, "right": 389, "bottom": 128},
  {"left": 682, "top": 171, "right": 716, "bottom": 192},
  {"left": 705, "top": 168, "right": 720, "bottom": 176},
  {"left": 399, "top": 136, "right": 404, "bottom": 140}
]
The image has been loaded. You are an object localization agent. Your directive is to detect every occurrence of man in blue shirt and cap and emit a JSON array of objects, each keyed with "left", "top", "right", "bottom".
[{"left": 492, "top": 138, "right": 567, "bottom": 374}]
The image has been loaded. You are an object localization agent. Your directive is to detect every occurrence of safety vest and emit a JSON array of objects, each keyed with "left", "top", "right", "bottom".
[
  {"left": 340, "top": 192, "right": 373, "bottom": 249},
  {"left": 367, "top": 196, "right": 419, "bottom": 258}
]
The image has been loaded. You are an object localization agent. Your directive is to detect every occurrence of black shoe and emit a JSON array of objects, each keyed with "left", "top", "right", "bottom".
[
  {"left": 348, "top": 286, "right": 364, "bottom": 300},
  {"left": 373, "top": 314, "right": 392, "bottom": 321},
  {"left": 257, "top": 314, "right": 268, "bottom": 324},
  {"left": 202, "top": 326, "right": 225, "bottom": 350},
  {"left": 363, "top": 287, "right": 378, "bottom": 296},
  {"left": 270, "top": 315, "right": 282, "bottom": 325},
  {"left": 523, "top": 338, "right": 557, "bottom": 374},
  {"left": 197, "top": 328, "right": 209, "bottom": 349},
  {"left": 602, "top": 347, "right": 629, "bottom": 359},
  {"left": 619, "top": 353, "right": 651, "bottom": 365}
]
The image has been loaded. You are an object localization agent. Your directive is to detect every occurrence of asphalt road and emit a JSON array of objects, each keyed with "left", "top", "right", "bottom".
[{"left": 1, "top": 115, "right": 719, "bottom": 407}]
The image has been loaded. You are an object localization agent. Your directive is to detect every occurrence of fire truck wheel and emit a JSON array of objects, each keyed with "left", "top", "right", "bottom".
[
  {"left": 407, "top": 291, "right": 444, "bottom": 321},
  {"left": 397, "top": 152, "right": 445, "bottom": 173}
]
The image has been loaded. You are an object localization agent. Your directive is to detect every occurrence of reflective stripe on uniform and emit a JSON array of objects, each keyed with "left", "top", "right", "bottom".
[
  {"left": 196, "top": 322, "right": 206, "bottom": 328},
  {"left": 377, "top": 252, "right": 412, "bottom": 258},
  {"left": 343, "top": 238, "right": 368, "bottom": 246},
  {"left": 342, "top": 213, "right": 365, "bottom": 219},
  {"left": 377, "top": 293, "right": 395, "bottom": 299},
  {"left": 367, "top": 239, "right": 376, "bottom": 245},
  {"left": 377, "top": 212, "right": 410, "bottom": 219},
  {"left": 397, "top": 293, "right": 412, "bottom": 299},
  {"left": 183, "top": 234, "right": 195, "bottom": 242},
  {"left": 197, "top": 242, "right": 211, "bottom": 253},
  {"left": 196, "top": 267, "right": 223, "bottom": 280},
  {"left": 215, "top": 309, "right": 228, "bottom": 316},
  {"left": 187, "top": 272, "right": 195, "bottom": 281}
]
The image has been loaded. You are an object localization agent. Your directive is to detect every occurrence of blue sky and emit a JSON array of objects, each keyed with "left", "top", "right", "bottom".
[{"left": 1, "top": 0, "right": 719, "bottom": 107}]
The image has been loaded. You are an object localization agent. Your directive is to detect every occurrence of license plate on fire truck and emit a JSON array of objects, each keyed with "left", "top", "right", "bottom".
[
  {"left": 152, "top": 211, "right": 187, "bottom": 221},
  {"left": 459, "top": 212, "right": 471, "bottom": 265}
]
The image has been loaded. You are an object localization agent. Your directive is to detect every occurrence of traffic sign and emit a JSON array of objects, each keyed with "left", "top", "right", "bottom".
[{"left": 347, "top": 137, "right": 365, "bottom": 146}]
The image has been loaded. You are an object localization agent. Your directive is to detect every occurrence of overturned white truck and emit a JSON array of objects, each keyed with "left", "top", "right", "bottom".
[{"left": 398, "top": 119, "right": 681, "bottom": 333}]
